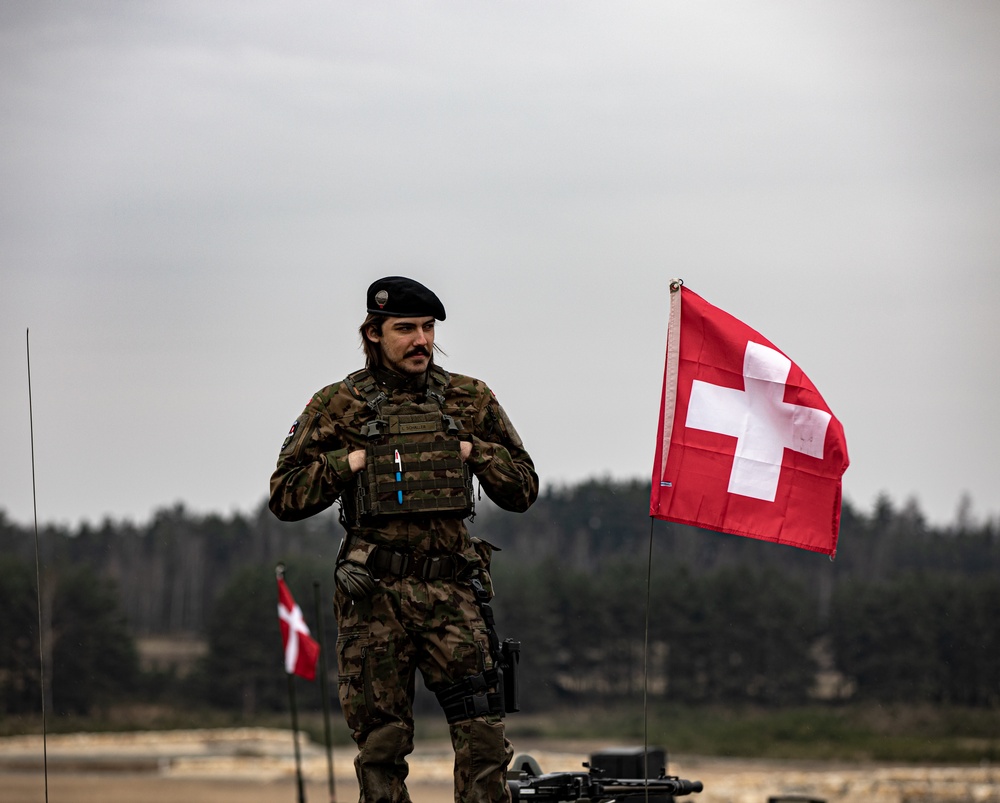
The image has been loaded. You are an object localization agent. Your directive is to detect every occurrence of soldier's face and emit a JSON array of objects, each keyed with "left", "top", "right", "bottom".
[{"left": 370, "top": 316, "right": 435, "bottom": 375}]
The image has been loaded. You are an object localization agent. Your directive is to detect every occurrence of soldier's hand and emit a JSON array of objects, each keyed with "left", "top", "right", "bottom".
[
  {"left": 348, "top": 450, "right": 367, "bottom": 473},
  {"left": 460, "top": 441, "right": 472, "bottom": 461}
]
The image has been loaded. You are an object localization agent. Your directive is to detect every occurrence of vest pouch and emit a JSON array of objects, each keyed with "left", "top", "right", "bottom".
[{"left": 358, "top": 409, "right": 474, "bottom": 519}]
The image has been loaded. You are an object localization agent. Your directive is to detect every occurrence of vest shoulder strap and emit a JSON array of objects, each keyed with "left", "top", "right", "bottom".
[
  {"left": 344, "top": 369, "right": 386, "bottom": 412},
  {"left": 345, "top": 366, "right": 452, "bottom": 410},
  {"left": 426, "top": 365, "right": 451, "bottom": 407}
]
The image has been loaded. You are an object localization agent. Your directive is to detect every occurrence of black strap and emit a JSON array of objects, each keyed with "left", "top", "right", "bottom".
[{"left": 435, "top": 667, "right": 506, "bottom": 723}]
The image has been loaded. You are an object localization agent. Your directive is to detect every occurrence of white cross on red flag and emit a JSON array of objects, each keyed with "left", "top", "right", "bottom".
[
  {"left": 277, "top": 576, "right": 320, "bottom": 681},
  {"left": 650, "top": 283, "right": 849, "bottom": 556}
]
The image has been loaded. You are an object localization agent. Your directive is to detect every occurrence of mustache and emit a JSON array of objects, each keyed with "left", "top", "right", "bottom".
[{"left": 405, "top": 346, "right": 430, "bottom": 358}]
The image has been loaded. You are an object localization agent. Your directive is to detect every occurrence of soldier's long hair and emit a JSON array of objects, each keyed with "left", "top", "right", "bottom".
[{"left": 359, "top": 313, "right": 443, "bottom": 371}]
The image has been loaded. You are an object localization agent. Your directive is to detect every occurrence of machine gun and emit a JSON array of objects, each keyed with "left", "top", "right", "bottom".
[{"left": 507, "top": 752, "right": 703, "bottom": 803}]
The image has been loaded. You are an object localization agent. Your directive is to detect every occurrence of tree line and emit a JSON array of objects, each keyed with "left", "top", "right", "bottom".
[{"left": 0, "top": 481, "right": 998, "bottom": 717}]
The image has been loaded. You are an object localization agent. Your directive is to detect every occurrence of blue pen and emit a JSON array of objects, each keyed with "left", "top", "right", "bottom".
[{"left": 395, "top": 449, "right": 403, "bottom": 504}]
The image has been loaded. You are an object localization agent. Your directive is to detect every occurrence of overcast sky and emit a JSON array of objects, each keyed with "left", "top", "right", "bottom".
[{"left": 2, "top": 1, "right": 998, "bottom": 532}]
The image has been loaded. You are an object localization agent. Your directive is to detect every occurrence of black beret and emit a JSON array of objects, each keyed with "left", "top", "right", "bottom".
[{"left": 366, "top": 276, "right": 446, "bottom": 320}]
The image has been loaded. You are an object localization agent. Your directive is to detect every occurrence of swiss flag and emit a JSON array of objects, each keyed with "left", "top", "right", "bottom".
[
  {"left": 650, "top": 283, "right": 849, "bottom": 556},
  {"left": 277, "top": 576, "right": 320, "bottom": 681}
]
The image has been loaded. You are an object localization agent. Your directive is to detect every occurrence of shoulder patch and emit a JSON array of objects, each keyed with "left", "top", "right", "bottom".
[
  {"left": 497, "top": 404, "right": 523, "bottom": 448},
  {"left": 280, "top": 419, "right": 299, "bottom": 452}
]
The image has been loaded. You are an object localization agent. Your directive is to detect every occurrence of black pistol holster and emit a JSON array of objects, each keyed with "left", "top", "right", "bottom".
[{"left": 435, "top": 577, "right": 521, "bottom": 723}]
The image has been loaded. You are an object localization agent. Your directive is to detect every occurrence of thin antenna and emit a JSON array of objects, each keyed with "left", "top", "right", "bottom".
[{"left": 27, "top": 329, "right": 50, "bottom": 803}]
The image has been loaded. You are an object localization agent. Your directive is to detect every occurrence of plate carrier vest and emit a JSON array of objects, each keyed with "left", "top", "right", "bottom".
[{"left": 341, "top": 366, "right": 475, "bottom": 525}]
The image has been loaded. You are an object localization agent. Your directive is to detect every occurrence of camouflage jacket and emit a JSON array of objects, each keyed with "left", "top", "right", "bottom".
[{"left": 268, "top": 364, "right": 538, "bottom": 557}]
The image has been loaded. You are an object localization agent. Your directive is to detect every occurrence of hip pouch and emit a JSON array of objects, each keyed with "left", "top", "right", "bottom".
[{"left": 334, "top": 537, "right": 378, "bottom": 600}]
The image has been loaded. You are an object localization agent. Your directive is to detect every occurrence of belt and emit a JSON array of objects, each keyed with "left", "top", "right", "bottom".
[{"left": 367, "top": 544, "right": 463, "bottom": 581}]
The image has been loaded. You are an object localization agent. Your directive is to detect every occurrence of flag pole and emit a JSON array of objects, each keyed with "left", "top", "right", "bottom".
[
  {"left": 288, "top": 671, "right": 307, "bottom": 803},
  {"left": 643, "top": 517, "right": 653, "bottom": 782},
  {"left": 314, "top": 580, "right": 337, "bottom": 803},
  {"left": 278, "top": 564, "right": 308, "bottom": 803}
]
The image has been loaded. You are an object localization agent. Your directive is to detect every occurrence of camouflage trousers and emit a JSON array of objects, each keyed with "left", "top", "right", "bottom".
[{"left": 335, "top": 575, "right": 513, "bottom": 803}]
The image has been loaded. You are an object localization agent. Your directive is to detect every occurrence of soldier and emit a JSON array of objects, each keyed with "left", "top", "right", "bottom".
[{"left": 269, "top": 276, "right": 538, "bottom": 803}]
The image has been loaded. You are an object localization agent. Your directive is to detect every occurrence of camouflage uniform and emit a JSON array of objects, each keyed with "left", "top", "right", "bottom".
[{"left": 270, "top": 364, "right": 537, "bottom": 803}]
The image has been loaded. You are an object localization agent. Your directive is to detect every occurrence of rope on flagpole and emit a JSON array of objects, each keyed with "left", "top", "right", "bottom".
[{"left": 656, "top": 280, "right": 684, "bottom": 492}]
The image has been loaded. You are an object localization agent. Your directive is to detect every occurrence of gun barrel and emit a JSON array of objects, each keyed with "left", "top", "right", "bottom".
[
  {"left": 671, "top": 779, "right": 704, "bottom": 795},
  {"left": 510, "top": 774, "right": 704, "bottom": 803},
  {"left": 597, "top": 777, "right": 704, "bottom": 798}
]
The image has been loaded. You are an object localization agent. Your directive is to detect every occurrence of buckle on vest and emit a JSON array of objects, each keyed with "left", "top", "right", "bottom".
[{"left": 363, "top": 419, "right": 388, "bottom": 439}]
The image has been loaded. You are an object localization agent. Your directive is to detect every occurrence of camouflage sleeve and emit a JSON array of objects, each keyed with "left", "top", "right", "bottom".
[
  {"left": 268, "top": 395, "right": 357, "bottom": 522},
  {"left": 466, "top": 387, "right": 538, "bottom": 513}
]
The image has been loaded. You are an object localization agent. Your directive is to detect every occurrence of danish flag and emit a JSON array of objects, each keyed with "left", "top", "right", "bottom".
[
  {"left": 277, "top": 576, "right": 320, "bottom": 681},
  {"left": 650, "top": 283, "right": 849, "bottom": 556}
]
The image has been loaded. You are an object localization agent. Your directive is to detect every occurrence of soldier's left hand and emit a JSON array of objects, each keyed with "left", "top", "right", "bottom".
[{"left": 348, "top": 449, "right": 367, "bottom": 473}]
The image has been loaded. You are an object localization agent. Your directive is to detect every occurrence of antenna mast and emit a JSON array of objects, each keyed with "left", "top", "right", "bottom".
[{"left": 27, "top": 329, "right": 50, "bottom": 803}]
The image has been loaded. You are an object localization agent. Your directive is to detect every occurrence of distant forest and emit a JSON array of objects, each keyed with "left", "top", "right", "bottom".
[{"left": 1, "top": 479, "right": 998, "bottom": 717}]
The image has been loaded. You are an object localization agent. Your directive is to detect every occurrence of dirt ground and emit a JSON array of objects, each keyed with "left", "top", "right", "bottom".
[
  {"left": 2, "top": 730, "right": 998, "bottom": 803},
  {"left": 2, "top": 772, "right": 454, "bottom": 803}
]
